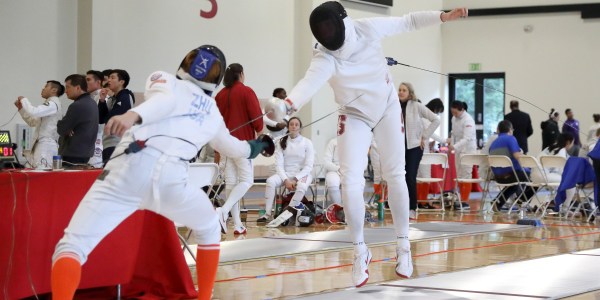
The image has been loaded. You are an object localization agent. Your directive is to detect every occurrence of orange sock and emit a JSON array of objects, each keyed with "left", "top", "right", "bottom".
[
  {"left": 417, "top": 183, "right": 430, "bottom": 201},
  {"left": 51, "top": 254, "right": 82, "bottom": 300},
  {"left": 196, "top": 244, "right": 220, "bottom": 300},
  {"left": 458, "top": 182, "right": 472, "bottom": 202}
]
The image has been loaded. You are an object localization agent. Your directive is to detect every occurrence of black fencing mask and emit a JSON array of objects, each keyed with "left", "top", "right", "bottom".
[{"left": 309, "top": 1, "right": 347, "bottom": 51}]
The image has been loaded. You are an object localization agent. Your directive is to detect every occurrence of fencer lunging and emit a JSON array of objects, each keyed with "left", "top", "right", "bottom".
[
  {"left": 50, "top": 45, "right": 272, "bottom": 300},
  {"left": 282, "top": 1, "right": 468, "bottom": 287}
]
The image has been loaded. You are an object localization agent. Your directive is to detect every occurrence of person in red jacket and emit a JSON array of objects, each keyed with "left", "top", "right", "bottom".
[{"left": 215, "top": 63, "right": 264, "bottom": 235}]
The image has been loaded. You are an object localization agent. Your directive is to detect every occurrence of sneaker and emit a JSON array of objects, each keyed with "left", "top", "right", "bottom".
[
  {"left": 290, "top": 202, "right": 306, "bottom": 211},
  {"left": 256, "top": 215, "right": 271, "bottom": 223},
  {"left": 352, "top": 249, "right": 372, "bottom": 287},
  {"left": 454, "top": 202, "right": 470, "bottom": 211},
  {"left": 500, "top": 204, "right": 519, "bottom": 212},
  {"left": 233, "top": 224, "right": 247, "bottom": 235},
  {"left": 409, "top": 210, "right": 416, "bottom": 220},
  {"left": 266, "top": 210, "right": 294, "bottom": 228},
  {"left": 395, "top": 246, "right": 413, "bottom": 278},
  {"left": 215, "top": 207, "right": 227, "bottom": 234}
]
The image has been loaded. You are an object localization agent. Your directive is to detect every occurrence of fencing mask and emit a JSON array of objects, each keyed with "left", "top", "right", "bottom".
[{"left": 309, "top": 1, "right": 347, "bottom": 51}]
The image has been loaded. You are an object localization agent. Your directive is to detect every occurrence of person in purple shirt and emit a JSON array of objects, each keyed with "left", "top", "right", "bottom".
[{"left": 562, "top": 108, "right": 581, "bottom": 146}]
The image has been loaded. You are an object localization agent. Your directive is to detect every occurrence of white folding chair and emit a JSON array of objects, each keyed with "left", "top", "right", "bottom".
[
  {"left": 487, "top": 155, "right": 526, "bottom": 215},
  {"left": 178, "top": 163, "right": 219, "bottom": 260},
  {"left": 517, "top": 155, "right": 552, "bottom": 216},
  {"left": 455, "top": 154, "right": 489, "bottom": 212},
  {"left": 417, "top": 153, "right": 448, "bottom": 211},
  {"left": 539, "top": 156, "right": 566, "bottom": 217}
]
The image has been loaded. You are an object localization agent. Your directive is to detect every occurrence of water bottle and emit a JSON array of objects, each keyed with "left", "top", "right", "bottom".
[
  {"left": 519, "top": 206, "right": 526, "bottom": 219},
  {"left": 52, "top": 155, "right": 62, "bottom": 170},
  {"left": 274, "top": 196, "right": 283, "bottom": 217},
  {"left": 376, "top": 193, "right": 384, "bottom": 221}
]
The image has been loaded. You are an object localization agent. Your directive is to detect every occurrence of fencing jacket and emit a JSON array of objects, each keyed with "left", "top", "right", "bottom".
[
  {"left": 129, "top": 71, "right": 250, "bottom": 160},
  {"left": 275, "top": 134, "right": 314, "bottom": 182},
  {"left": 287, "top": 12, "right": 443, "bottom": 128},
  {"left": 450, "top": 111, "right": 477, "bottom": 153},
  {"left": 19, "top": 96, "right": 61, "bottom": 143}
]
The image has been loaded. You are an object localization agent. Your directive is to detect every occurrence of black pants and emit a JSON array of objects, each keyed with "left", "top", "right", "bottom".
[
  {"left": 494, "top": 170, "right": 536, "bottom": 207},
  {"left": 102, "top": 147, "right": 116, "bottom": 164},
  {"left": 405, "top": 146, "right": 424, "bottom": 210}
]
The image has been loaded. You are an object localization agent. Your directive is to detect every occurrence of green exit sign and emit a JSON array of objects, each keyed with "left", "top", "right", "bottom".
[{"left": 469, "top": 63, "right": 481, "bottom": 71}]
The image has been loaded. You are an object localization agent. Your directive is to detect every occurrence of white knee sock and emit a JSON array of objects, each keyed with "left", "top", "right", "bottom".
[
  {"left": 327, "top": 187, "right": 342, "bottom": 205},
  {"left": 343, "top": 186, "right": 367, "bottom": 255},
  {"left": 386, "top": 178, "right": 410, "bottom": 238},
  {"left": 222, "top": 182, "right": 252, "bottom": 214}
]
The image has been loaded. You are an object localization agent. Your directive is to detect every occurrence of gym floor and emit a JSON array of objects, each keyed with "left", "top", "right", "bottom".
[{"left": 191, "top": 185, "right": 600, "bottom": 299}]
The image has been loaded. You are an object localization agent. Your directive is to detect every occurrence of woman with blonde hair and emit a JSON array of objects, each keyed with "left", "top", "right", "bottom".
[{"left": 398, "top": 82, "right": 440, "bottom": 219}]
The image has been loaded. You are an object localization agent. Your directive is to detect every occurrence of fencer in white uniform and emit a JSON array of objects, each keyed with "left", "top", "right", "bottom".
[
  {"left": 262, "top": 117, "right": 314, "bottom": 226},
  {"left": 15, "top": 81, "right": 63, "bottom": 168},
  {"left": 281, "top": 1, "right": 468, "bottom": 287},
  {"left": 324, "top": 137, "right": 342, "bottom": 205},
  {"left": 50, "top": 45, "right": 272, "bottom": 300},
  {"left": 448, "top": 100, "right": 477, "bottom": 210}
]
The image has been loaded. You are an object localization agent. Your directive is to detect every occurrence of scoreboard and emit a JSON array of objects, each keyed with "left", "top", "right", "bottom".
[{"left": 0, "top": 131, "right": 15, "bottom": 159}]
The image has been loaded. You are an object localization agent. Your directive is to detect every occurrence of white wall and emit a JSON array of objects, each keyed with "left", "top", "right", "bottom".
[
  {"left": 444, "top": 0, "right": 600, "bottom": 10},
  {"left": 90, "top": 0, "right": 297, "bottom": 99},
  {"left": 88, "top": 0, "right": 447, "bottom": 168},
  {"left": 0, "top": 0, "right": 78, "bottom": 151},
  {"left": 442, "top": 9, "right": 600, "bottom": 152}
]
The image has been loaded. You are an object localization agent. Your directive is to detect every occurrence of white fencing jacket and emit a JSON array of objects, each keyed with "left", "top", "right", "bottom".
[
  {"left": 129, "top": 71, "right": 250, "bottom": 160},
  {"left": 275, "top": 135, "right": 314, "bottom": 181},
  {"left": 450, "top": 111, "right": 477, "bottom": 153},
  {"left": 287, "top": 12, "right": 444, "bottom": 128},
  {"left": 19, "top": 96, "right": 62, "bottom": 143}
]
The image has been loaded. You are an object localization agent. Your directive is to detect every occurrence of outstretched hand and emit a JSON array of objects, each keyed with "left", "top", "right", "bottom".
[
  {"left": 441, "top": 8, "right": 468, "bottom": 22},
  {"left": 105, "top": 111, "right": 140, "bottom": 137}
]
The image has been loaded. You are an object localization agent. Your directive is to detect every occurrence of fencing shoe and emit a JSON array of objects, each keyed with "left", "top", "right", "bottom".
[
  {"left": 216, "top": 207, "right": 227, "bottom": 234},
  {"left": 233, "top": 224, "right": 247, "bottom": 235},
  {"left": 266, "top": 210, "right": 294, "bottom": 228},
  {"left": 352, "top": 249, "right": 372, "bottom": 287},
  {"left": 395, "top": 246, "right": 413, "bottom": 278}
]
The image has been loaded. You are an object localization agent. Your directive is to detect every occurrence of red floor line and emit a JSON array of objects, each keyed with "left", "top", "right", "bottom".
[{"left": 215, "top": 230, "right": 600, "bottom": 283}]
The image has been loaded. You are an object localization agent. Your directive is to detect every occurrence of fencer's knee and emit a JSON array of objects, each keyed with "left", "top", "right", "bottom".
[
  {"left": 266, "top": 176, "right": 279, "bottom": 187},
  {"left": 193, "top": 216, "right": 221, "bottom": 245},
  {"left": 295, "top": 182, "right": 309, "bottom": 193},
  {"left": 52, "top": 236, "right": 86, "bottom": 265}
]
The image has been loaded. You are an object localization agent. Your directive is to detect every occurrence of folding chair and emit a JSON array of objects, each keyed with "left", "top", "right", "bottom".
[
  {"left": 454, "top": 154, "right": 489, "bottom": 212},
  {"left": 486, "top": 155, "right": 526, "bottom": 215},
  {"left": 178, "top": 163, "right": 219, "bottom": 260},
  {"left": 539, "top": 156, "right": 566, "bottom": 217},
  {"left": 417, "top": 153, "right": 448, "bottom": 211},
  {"left": 518, "top": 155, "right": 554, "bottom": 217}
]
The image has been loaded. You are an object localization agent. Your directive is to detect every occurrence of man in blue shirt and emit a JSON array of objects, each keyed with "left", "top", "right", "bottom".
[{"left": 489, "top": 120, "right": 535, "bottom": 210}]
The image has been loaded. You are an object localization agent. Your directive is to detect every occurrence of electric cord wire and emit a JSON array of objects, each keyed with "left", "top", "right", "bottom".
[
  {"left": 386, "top": 57, "right": 584, "bottom": 142},
  {"left": 0, "top": 111, "right": 19, "bottom": 128}
]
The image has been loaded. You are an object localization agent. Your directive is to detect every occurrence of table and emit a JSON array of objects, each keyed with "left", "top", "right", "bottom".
[
  {"left": 430, "top": 152, "right": 482, "bottom": 194},
  {"left": 0, "top": 170, "right": 197, "bottom": 299}
]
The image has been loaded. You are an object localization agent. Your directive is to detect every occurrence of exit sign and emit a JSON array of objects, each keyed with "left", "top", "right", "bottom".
[{"left": 469, "top": 63, "right": 481, "bottom": 71}]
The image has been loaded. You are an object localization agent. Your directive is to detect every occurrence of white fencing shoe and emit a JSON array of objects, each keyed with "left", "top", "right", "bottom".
[
  {"left": 352, "top": 249, "right": 372, "bottom": 287},
  {"left": 266, "top": 210, "right": 294, "bottom": 228},
  {"left": 216, "top": 207, "right": 227, "bottom": 234},
  {"left": 395, "top": 247, "right": 413, "bottom": 278}
]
